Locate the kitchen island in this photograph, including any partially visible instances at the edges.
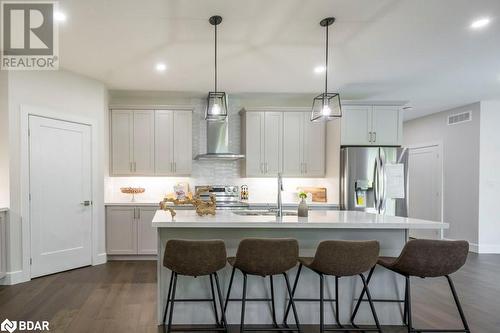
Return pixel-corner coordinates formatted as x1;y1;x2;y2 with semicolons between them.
153;210;448;326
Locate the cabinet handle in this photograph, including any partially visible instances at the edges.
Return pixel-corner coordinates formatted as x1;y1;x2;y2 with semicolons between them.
304;163;307;174
373;132;376;142
368;132;372;143
133;162;137;172
137;208;141;219
130;162;133;172
133;208;136;219
174;162;177;173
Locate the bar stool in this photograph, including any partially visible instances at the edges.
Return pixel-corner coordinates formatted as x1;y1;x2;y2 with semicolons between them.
224;238;301;333
162;239;228;333
351;239;470;333
284;240;382;332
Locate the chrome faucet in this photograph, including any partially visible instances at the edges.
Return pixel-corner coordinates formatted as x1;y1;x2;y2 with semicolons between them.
276;172;283;217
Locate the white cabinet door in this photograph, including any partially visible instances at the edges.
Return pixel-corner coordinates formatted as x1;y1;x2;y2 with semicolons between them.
0;212;6;280
133;111;155;175
106;207;137;255
137;208;158;255
244;112;265;176
283;112;304;176
371;106;400;146
111;110;133;174
155;110;174;175
173;111;192;175
264;112;283;175
341;106;372;145
303;112;326;176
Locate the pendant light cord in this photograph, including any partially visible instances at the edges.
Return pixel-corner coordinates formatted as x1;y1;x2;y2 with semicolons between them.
214;23;218;93
325;24;329;95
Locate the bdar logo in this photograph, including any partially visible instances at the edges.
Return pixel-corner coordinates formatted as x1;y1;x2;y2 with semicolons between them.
0;319;17;333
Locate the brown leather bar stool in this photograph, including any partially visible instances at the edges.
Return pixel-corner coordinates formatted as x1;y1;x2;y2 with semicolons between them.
162;239;228;333
283;240;381;333
351;239;470;333
224;238;301;333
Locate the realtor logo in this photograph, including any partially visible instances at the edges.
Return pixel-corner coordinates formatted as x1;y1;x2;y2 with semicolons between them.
1;1;59;70
0;319;17;333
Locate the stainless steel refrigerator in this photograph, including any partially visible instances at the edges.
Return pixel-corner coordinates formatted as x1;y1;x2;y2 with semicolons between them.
340;146;409;216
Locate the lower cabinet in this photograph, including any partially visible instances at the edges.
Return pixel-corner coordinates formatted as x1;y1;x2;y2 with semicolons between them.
106;206;157;256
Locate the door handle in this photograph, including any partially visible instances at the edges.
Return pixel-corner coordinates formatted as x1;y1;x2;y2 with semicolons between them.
81;200;92;206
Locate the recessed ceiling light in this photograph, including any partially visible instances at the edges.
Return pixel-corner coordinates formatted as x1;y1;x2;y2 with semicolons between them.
54;11;67;22
155;63;167;72
470;17;490;29
314;66;326;74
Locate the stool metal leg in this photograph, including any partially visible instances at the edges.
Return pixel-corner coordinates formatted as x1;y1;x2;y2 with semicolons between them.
350;266;375;325
446;275;471;333
167;272;178;333
334;276;344;329
240;273;248;333
214;272;228;332
269;275;278;327
405;276;413;333
210;274;220;326
163;271;175;324
224;266;236;314
283;272;302;333
320;274;325;333
360;273;382;333
283;263;303;325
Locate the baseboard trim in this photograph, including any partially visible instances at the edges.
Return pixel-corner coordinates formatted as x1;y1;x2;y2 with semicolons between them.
93;252;107;265
107;255;157;261
443;238;500;254
477;244;500;254
0;270;29;285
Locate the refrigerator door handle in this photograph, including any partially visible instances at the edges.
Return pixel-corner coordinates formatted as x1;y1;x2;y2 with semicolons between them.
373;156;379;211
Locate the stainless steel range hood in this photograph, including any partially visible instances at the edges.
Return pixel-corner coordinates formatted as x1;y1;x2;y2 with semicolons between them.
194;118;245;161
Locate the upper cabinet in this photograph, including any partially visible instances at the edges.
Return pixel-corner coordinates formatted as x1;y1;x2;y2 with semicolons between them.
155;110;192;176
341;105;402;146
283;112;325;177
242;109;325;178
110;109;192;176
242;111;283;176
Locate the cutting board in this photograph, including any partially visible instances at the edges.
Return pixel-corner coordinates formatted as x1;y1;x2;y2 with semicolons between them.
297;187;327;203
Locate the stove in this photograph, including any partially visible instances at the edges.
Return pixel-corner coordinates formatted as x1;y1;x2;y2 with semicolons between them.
195;185;249;209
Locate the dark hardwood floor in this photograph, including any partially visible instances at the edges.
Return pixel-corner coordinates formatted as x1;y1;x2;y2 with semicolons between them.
1;253;499;332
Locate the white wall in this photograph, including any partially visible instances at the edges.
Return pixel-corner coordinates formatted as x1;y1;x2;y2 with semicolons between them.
403;103;481;246
107;91;340;204
478;100;500;253
6;70;107;280
0;71;8;208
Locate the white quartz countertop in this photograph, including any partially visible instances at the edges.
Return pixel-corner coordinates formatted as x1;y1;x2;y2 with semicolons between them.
152;210;448;230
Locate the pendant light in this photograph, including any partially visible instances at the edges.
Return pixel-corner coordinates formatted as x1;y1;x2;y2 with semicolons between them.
311;17;342;122
205;15;228;121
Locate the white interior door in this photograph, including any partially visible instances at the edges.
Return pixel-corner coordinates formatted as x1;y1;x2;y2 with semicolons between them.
29;115;92;278
408;144;442;239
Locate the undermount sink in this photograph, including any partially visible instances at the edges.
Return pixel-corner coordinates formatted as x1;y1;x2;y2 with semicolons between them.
232;210;298;216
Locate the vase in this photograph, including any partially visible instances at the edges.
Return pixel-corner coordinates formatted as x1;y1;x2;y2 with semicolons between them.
298;198;308;217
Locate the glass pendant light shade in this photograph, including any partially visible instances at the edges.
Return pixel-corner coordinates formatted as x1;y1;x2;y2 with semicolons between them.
206;15;228;121
311;92;342;121
206;91;228;121
311;17;342;122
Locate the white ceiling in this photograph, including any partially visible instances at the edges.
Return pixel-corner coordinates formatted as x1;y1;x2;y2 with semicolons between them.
57;0;500;119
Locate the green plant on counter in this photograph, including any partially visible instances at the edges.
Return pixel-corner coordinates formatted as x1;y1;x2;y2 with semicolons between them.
298;191;307;199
